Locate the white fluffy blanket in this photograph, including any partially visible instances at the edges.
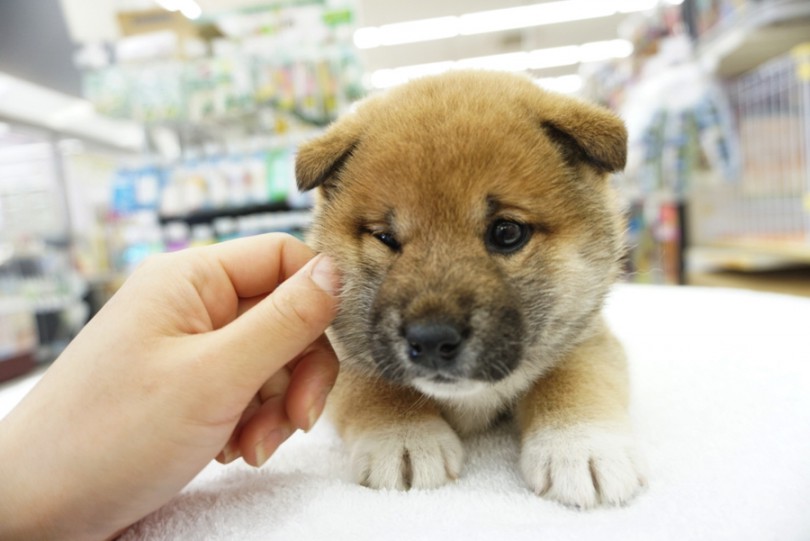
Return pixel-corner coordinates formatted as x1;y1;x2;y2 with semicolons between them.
3;285;810;540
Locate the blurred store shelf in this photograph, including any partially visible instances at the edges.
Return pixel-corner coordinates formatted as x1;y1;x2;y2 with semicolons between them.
689;243;808;273
679;0;810;295
699;240;810;266
696;0;810;77
0;71;144;151
158;202;291;225
687;242;810;297
688;267;810;297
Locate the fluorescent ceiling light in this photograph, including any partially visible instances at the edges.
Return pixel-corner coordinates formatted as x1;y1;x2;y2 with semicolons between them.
370;61;455;89
353;27;382;49
528;45;581;69
579;39;633;62
355;0;664;49
617;0;659;12
179;1;202;20
457;52;530;72
371;70;583;94
378;16;459;46
536;74;584;94
369;39;632;89
0;73;12;97
154;0;181;11
153;0;201;20
459;1;615;35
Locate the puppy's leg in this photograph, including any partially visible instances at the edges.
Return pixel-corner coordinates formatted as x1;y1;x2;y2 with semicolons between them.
329;369;464;490
517;319;646;508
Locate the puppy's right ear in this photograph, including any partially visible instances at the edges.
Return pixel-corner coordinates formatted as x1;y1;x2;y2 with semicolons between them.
295;118;361;192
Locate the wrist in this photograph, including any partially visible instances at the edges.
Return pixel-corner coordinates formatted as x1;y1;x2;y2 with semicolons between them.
0;417;59;539
0;401;121;541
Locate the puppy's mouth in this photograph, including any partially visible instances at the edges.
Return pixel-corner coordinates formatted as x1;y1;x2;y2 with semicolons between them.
428;374;456;384
411;376;489;399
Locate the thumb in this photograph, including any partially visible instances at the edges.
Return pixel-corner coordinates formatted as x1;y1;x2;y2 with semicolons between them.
214;253;340;386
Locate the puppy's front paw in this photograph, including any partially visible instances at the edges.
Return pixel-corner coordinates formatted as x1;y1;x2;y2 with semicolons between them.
520;424;646;508
349;417;464;490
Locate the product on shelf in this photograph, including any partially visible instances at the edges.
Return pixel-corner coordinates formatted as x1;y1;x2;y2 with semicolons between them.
684;0;750;39
625;200;685;284
82;2;362;127
0;298;38;382
107;140;314;272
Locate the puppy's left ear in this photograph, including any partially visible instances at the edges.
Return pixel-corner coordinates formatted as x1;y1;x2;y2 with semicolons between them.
539;96;627;174
296;117;362;192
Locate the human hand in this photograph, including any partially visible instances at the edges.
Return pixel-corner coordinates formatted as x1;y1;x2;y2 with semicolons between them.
0;233;340;541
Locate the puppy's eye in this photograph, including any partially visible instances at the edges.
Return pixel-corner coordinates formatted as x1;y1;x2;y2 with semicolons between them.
486;219;531;254
373;231;401;251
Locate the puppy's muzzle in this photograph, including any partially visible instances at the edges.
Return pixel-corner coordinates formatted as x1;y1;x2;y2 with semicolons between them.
404;320;468;371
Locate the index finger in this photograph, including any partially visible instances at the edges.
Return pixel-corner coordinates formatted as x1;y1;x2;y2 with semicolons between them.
198;232;316;299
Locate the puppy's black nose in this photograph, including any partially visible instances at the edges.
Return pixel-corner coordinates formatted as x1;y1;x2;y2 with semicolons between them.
404;322;464;369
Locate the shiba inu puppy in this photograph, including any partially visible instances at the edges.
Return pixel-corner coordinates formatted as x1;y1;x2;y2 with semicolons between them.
295;70;645;508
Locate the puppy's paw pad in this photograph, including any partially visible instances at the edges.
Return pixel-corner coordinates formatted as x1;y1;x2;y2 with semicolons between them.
520;424;646;508
349;417;464;490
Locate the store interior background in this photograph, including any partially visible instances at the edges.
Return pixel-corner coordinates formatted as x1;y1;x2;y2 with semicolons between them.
1;0;809;382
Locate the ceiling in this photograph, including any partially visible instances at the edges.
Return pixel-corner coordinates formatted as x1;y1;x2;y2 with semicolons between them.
56;0;638;83
198;0;635;78
0;0;640;149
0;0;82;96
346;0;631;80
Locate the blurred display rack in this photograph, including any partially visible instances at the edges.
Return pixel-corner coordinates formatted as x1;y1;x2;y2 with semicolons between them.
0;73;145;153
698;239;810;267
687;263;810;296
688;43;810;271
0;122;96;381
682;0;810;280
689;242;810;272
158;205;313;233
159;201;293;225
83;1;362;276
695;0;810;77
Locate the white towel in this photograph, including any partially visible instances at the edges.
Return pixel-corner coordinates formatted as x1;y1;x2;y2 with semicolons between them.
4;285;810;540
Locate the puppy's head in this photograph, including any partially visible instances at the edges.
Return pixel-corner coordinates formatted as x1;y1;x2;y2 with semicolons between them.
296;71;626;398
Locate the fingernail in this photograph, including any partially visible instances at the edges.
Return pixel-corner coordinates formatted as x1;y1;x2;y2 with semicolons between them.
308;254;339;296
219;442;240;464
304;392;329;432
254;426;293;467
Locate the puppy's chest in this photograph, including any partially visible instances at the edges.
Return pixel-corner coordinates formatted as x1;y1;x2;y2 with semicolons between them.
437;388;516;435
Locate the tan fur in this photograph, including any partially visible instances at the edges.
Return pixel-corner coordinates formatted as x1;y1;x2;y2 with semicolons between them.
296;71;645;506
516;318;630;430
328;367;441;435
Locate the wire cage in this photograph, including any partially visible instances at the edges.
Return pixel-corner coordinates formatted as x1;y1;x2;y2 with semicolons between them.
692;43;810;246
